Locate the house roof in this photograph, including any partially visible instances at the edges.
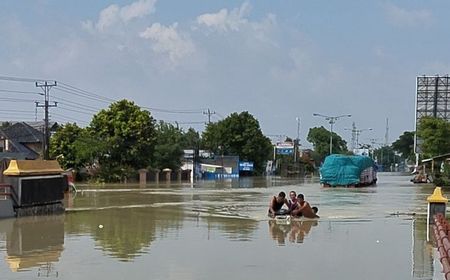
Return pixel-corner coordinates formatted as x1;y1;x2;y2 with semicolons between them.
1;122;43;143
0;122;43;159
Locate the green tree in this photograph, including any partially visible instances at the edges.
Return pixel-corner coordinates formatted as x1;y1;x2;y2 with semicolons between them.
373;145;400;171
152;121;184;170
417;116;450;158
1;121;11;128
89;99;156;181
180;127;201;149
392;131;415;160
202;111;272;174
50;123;85;169
307;126;348;160
72;132;108;170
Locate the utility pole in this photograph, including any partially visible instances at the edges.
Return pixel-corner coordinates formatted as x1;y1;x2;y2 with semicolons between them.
203;109;216;124
35;81;57;160
384;118;389;147
294;117;300;162
345;122;357;150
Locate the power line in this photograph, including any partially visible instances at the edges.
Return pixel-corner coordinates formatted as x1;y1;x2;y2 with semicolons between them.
215;111;225;119
0;75;45;83
50;94;101;111
0;76;218;125
0;97;38;102
51;112;88;125
0;109;36;113
54;86;112;104
58;82;116;103
142;106;204;114
0;113;35;117
0;89;43;95
57;105;95;115
176;121;206;124
0;117;37;122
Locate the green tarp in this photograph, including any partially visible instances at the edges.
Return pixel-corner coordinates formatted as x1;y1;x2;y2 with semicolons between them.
319;154;376;186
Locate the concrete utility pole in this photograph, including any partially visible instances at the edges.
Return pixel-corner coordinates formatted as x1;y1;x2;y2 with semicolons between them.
35;81;57;160
294;117;300;162
203;109;216;124
384;118;389;147
345;122;358;150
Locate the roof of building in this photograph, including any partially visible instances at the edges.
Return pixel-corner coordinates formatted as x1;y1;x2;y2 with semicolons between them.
1;122;43;143
0;122;43;159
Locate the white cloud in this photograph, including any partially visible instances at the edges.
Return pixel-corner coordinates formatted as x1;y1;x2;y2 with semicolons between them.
196;2;251;32
120;0;156;22
140;22;195;63
97;4;120;32
84;0;157;32
384;3;432;27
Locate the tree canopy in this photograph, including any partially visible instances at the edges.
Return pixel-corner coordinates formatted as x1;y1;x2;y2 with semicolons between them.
417;116;450;158
50;123;85;170
373;145;400;170
180;127;201;149
89;99;156;181
391;131;414;160
202;111;272;173
307;126;347;160
152;121;184;170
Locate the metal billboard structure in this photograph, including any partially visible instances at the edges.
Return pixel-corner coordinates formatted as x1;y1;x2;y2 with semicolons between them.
415;75;450;155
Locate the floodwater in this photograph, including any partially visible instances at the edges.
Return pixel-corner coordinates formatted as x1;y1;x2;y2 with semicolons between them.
0;174;445;279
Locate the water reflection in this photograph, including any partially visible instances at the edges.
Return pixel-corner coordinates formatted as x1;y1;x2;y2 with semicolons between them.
202;216;259;241
0;215;64;274
65;207;184;261
268;219;318;245
65;184;191;261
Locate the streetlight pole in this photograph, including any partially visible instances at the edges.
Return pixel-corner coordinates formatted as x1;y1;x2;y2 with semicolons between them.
313;113;351;155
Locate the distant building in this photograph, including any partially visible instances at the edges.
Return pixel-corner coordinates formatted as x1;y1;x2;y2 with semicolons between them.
180;149;240;180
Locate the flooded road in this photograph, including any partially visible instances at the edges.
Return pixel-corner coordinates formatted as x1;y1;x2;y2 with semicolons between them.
0;174;444;279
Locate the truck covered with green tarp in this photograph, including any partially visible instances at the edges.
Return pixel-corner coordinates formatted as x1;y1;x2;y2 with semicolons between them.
319;154;377;187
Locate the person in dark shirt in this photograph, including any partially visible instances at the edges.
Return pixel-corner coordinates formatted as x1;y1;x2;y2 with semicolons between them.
268;191;289;217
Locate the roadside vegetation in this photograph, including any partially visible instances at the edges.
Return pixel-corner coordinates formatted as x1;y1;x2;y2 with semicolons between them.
50;99;272;182
50;99;450;183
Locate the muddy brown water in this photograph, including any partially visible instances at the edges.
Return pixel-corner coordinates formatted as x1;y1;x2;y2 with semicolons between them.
0;174;444;279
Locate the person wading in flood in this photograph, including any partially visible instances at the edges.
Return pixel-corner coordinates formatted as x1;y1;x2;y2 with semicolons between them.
291;194;319;218
268;192;289;217
287;191;298;214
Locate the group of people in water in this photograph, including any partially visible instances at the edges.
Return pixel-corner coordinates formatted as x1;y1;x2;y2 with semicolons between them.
268;191;319;219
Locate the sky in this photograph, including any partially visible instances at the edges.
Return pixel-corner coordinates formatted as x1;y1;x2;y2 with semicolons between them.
0;0;449;149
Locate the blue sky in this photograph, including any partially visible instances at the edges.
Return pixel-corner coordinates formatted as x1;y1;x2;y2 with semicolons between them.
0;0;449;148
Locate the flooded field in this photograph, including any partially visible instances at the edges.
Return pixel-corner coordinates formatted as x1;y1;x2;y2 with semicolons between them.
0;174;445;279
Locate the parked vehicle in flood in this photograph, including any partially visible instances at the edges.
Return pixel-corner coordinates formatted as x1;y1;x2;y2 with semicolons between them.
319;154;377;187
